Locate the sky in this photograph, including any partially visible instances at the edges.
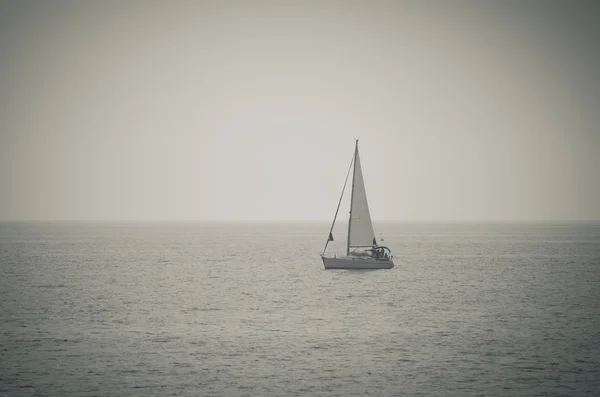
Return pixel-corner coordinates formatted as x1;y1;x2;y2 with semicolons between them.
1;0;599;222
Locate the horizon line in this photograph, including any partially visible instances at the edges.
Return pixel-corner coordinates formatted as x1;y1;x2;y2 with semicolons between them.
1;219;599;224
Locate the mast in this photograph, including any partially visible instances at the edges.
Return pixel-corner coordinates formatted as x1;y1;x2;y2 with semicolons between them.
347;139;359;256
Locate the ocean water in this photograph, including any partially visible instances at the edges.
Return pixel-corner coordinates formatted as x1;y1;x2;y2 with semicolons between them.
1;222;599;397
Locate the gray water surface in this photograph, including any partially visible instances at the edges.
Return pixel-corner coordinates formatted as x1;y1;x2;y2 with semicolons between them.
1;222;599;396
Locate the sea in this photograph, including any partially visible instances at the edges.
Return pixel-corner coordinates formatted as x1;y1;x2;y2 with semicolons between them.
1;222;599;397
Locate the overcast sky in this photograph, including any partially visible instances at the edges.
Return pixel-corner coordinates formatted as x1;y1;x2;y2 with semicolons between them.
1;0;599;222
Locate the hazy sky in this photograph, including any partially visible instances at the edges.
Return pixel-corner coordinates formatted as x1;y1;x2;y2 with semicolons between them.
1;0;599;222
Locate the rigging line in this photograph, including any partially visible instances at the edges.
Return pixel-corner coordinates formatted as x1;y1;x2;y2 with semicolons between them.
322;153;355;255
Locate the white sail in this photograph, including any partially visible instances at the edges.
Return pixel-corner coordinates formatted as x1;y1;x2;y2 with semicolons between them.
348;146;376;248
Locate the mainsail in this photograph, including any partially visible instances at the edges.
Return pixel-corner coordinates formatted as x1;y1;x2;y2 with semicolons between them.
348;143;376;250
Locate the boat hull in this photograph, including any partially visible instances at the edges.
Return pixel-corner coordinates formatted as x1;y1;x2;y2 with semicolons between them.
321;256;394;270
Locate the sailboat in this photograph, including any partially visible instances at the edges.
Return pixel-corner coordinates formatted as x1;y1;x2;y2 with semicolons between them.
321;140;394;270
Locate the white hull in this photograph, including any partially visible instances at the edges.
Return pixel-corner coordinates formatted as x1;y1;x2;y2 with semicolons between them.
321;256;394;270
